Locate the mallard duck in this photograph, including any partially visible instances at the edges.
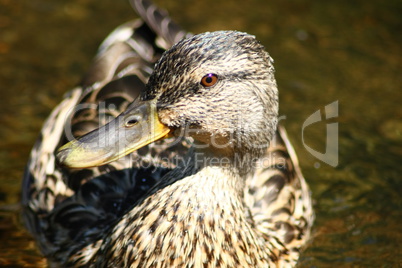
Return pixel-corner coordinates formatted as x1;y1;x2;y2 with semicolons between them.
22;0;313;266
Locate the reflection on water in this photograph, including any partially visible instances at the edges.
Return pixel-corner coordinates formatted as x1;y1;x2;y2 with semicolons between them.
1;0;401;266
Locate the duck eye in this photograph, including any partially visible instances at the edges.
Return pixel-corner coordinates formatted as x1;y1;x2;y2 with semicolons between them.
200;73;218;87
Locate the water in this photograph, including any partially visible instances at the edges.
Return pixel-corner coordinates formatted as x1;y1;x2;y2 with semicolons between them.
1;0;401;266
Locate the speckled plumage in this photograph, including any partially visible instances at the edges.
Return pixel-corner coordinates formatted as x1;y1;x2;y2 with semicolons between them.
22;0;313;267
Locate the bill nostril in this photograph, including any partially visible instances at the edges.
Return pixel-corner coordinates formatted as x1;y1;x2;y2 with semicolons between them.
125;115;141;128
125;118;139;127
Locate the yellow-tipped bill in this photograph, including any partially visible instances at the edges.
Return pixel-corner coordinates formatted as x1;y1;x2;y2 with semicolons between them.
57;99;171;168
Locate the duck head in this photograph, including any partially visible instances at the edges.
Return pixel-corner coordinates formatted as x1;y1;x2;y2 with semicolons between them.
57;31;278;168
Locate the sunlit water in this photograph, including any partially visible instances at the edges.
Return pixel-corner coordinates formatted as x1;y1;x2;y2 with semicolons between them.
0;0;401;266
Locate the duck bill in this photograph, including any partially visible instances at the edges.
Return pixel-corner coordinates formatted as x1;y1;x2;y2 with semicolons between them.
57;99;171;168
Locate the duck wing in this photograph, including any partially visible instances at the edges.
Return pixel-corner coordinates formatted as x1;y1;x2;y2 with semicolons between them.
244;125;314;264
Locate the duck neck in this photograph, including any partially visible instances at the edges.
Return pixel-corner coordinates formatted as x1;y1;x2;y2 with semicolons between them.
173;142;261;198
193;137;264;172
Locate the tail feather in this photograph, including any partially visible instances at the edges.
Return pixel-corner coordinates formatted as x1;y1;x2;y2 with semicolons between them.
130;0;190;50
